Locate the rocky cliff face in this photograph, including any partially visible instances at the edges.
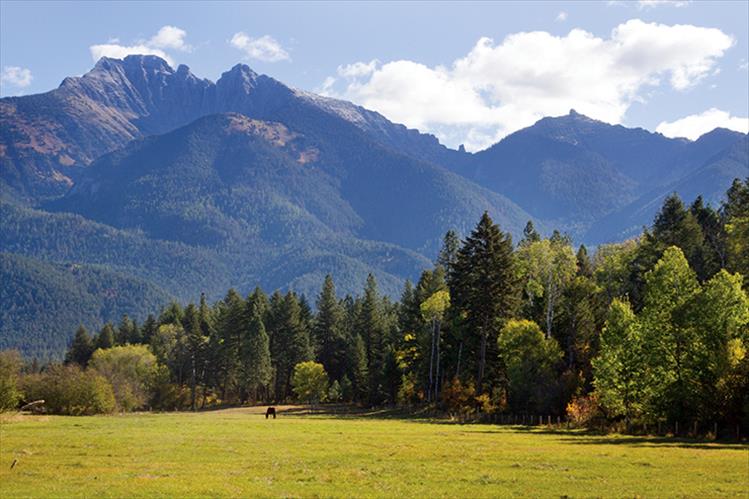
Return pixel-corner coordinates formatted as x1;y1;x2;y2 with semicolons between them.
1;55;456;202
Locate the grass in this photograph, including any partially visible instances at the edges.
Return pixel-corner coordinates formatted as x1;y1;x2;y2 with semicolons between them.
1;406;747;498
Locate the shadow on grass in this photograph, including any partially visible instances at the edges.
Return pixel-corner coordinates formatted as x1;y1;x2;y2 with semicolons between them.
275;404;748;450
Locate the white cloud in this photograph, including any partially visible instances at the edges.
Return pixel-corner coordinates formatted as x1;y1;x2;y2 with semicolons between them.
322;19;734;151
637;0;690;9
89;44;174;66
230;33;290;62
148;25;190;51
656;108;749;140
89;25;192;67
1;66;33;88
556;11;568;22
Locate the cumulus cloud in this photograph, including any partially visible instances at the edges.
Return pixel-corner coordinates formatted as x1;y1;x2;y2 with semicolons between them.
1;66;33;89
230;33;290;62
148;25;190;51
322;19;734;151
556;11;568;22
89;25;191;67
656;108;749;140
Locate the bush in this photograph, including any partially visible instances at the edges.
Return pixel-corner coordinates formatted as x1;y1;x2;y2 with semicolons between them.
291;361;328;405
441;377;476;417
21;364;115;415
89;345;159;411
0;350;23;411
327;380;342;402
566;394;602;428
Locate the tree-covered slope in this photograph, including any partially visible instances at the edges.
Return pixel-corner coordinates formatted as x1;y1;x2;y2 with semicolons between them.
0;252;172;360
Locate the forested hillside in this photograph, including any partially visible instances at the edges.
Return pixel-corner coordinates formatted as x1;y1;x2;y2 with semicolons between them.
4;178;745;434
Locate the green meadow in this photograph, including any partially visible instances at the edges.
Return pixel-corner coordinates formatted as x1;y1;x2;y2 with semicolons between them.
1;407;747;498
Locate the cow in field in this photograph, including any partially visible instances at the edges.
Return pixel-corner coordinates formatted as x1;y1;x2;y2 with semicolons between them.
265;407;276;419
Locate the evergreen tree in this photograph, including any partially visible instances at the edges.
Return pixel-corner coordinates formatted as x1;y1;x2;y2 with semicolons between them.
313;275;347;382
217;289;245;400
437;229;460;273
576;244;593;278
521;220;541;246
350;333;369;402
271;292;312;400
240;301;272;402
65;325;94;366
628;194;705;308
690;196;725;276
357;274;387;403
183;303;207;411
722;178;749;281
95;323;115;350
159;301;184;326
450;212;519;392
140;314;158;345
116;314;138;345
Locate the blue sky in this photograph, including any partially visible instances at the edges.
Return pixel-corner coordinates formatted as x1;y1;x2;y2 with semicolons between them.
1;0;747;150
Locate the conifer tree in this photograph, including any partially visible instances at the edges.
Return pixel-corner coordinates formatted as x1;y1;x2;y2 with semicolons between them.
450;212;519;392
271;292;312;400
437;229;460;272
95;323;116;350
313;275;347;381
576;244;593;278
357;274;387;402
241;301;272;402
65;325;94;366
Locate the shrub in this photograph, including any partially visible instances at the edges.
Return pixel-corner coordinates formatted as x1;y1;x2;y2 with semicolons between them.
0;350;23;411
441;377;476;417
89;345;159;411
291;361;328;405
21;365;115;415
566;393;602;428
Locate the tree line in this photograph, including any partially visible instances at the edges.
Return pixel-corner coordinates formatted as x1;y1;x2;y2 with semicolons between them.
1;178;747;434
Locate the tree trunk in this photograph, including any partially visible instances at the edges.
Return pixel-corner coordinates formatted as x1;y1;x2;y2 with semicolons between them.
434;320;442;401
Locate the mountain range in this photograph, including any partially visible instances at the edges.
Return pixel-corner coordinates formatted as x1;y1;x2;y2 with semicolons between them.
1;55;747;358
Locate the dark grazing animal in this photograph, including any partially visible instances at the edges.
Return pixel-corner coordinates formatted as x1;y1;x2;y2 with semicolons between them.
265;407;276;419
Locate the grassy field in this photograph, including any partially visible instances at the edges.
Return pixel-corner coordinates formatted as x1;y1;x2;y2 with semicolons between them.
1;406;747;498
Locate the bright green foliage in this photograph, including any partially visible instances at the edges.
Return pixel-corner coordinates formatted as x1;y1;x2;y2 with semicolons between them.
420;290;450;323
498;320;562;414
593;240;638;301
723;178;749;281
640;246;700;421
680;270;749;421
0;350;23;411
291;361;329;404
89;345;159;411
516;237;577;339
21;364;115;415
593;299;649;424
